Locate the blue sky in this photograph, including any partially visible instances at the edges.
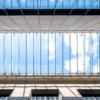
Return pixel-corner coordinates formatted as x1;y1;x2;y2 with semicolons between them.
0;0;99;9
0;33;99;75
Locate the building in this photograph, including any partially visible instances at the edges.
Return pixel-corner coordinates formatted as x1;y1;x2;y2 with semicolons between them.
0;0;100;100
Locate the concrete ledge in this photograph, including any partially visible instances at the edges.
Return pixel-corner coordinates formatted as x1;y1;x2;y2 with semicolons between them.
0;77;100;84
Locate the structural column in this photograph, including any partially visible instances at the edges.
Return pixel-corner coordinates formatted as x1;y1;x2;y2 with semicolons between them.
58;87;84;100
8;87;32;100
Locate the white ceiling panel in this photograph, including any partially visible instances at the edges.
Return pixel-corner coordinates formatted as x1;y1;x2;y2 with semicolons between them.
58;25;70;30
41;25;50;30
20;25;31;30
0;15;99;32
25;16;38;19
25;18;39;25
39;16;53;19
30;26;40;30
95;27;100;30
63;16;82;25
50;25;60;30
52;18;65;24
87;23;100;30
40;19;51;24
54;16;67;19
68;16;97;30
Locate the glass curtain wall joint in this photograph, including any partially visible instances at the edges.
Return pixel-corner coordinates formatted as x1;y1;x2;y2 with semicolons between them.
0;0;99;9
0;32;99;75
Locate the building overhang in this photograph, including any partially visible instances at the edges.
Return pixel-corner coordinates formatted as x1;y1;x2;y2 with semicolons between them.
0;15;100;33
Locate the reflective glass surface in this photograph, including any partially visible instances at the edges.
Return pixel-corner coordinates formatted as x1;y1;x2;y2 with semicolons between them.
0;33;100;75
84;97;100;100
0;97;8;100
0;0;99;9
32;96;58;100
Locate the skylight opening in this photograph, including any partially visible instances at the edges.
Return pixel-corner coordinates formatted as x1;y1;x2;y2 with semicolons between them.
0;0;99;9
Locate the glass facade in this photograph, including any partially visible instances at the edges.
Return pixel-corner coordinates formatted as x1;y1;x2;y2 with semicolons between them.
84;96;100;100
0;97;8;100
32;96;58;100
0;32;100;75
0;0;99;9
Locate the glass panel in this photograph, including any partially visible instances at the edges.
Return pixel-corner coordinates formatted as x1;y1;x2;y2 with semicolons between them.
12;0;19;9
49;33;55;75
84;97;94;100
78;33;84;74
71;0;77;8
34;33;40;75
36;97;41;100
97;33;99;74
41;97;45;100
20;0;26;9
86;0;91;8
5;33;11;74
96;97;100;100
32;96;59;100
32;96;58;100
41;33;48;75
0;97;8;100
85;33;91;74
13;33;18;74
0;33;4;74
49;0;55;9
38;0;41;9
33;0;36;9
27;33;33;74
0;0;3;9
56;33;62;74
63;0;70;8
27;0;33;9
92;0;98;9
56;0;62;9
78;0;85;8
71;33;77;74
19;33;26;74
92;33;98;74
41;0;47;9
5;0;11;9
64;33;70;74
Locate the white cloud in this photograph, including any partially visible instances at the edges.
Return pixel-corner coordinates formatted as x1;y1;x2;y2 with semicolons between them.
49;37;55;60
92;33;98;59
93;64;98;73
64;33;94;73
64;56;90;73
44;36;55;60
70;33;77;56
22;0;26;3
50;0;55;2
64;33;89;56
